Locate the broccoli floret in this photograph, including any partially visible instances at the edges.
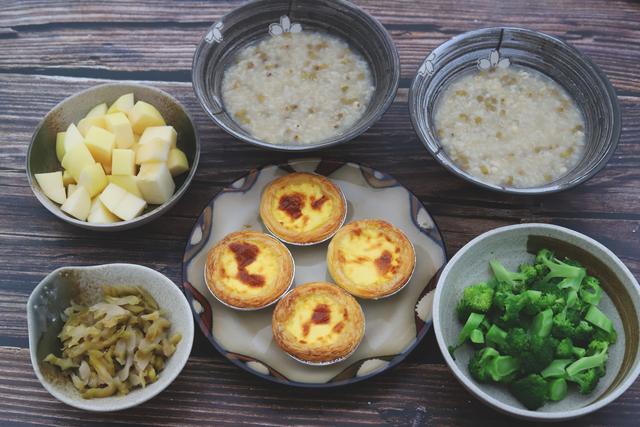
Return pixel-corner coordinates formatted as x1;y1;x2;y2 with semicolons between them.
490;260;536;288
551;311;574;340
519;335;557;374
504;327;530;356
536;250;586;294
593;327;617;344
567;368;603;394
573;320;595;345
587;339;609;356
522;292;558;316
510;374;549;410
580;276;603;306
555;337;584;359
468;347;520;384
456;283;495;322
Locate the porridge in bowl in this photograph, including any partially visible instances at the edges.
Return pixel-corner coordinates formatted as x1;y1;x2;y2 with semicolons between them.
221;31;374;145
434;67;585;188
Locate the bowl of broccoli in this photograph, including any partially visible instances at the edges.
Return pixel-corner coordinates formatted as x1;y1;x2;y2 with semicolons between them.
433;223;640;421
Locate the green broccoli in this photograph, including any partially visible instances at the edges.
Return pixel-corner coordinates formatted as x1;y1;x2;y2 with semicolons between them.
555;338;585;359
573;320;595;345
585;305;614;334
519;335;557;374
593;327;617;344
510;374;549;410
567;368;603;394
448;313;485;357
486;324;508;351
531;308;554;338
523;292;559;316
549;378;568;401
580;276;602;306
468;347;520;383
456;282;495;321
541;359;573;379
490;260;537;287
566;341;609;378
503;327;530;356
536;250;586;296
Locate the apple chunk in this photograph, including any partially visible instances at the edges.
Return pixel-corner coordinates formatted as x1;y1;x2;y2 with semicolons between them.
167;148;189;176
64;123;85;153
84;126;115;167
87;198;119;224
139;126;177;148
128;101;165;134
61;185;91;221
136;162;175;204
105;112;135;148
78;163;108;197
34;171;66;204
61;142;95;181
99;183;147;221
108;93;134;115
111;148;136;175
56;132;66;163
86;103;107;118
107;175;142;197
136;139;171;164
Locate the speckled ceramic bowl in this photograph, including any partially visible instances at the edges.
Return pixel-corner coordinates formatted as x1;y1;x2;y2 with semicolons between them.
192;0;399;151
27;264;194;412
433;223;640;421
409;27;621;195
26;83;200;231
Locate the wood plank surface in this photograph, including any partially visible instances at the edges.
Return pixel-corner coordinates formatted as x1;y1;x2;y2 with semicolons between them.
1;0;639;425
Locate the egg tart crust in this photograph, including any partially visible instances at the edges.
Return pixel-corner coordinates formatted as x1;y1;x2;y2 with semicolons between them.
272;282;365;364
259;172;346;245
205;231;294;309
327;219;416;299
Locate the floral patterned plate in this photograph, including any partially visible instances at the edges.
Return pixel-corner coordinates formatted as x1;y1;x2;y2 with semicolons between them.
182;158;446;387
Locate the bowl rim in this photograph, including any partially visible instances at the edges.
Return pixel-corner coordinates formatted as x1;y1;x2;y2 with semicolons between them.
26;82;201;231
26;263;195;412
409;26;622;195
432;223;640;420
191;0;400;152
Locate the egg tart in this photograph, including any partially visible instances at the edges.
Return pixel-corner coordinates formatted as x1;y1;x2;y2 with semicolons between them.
259;172;346;245
327;219;416;299
272;282;365;365
205;231;294;310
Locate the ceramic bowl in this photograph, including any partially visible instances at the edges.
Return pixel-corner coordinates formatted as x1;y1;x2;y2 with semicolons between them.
409;27;621;195
433;223;640;421
26;83;200;231
27;264;194;412
192;0;400;151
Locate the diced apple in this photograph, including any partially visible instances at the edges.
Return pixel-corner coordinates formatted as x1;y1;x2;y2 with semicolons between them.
136;163;175;204
85;103;107;118
84;126;115;167
99;183;147;221
67;183;78;197
34;171;66;205
107;175;142;198
107;93;134;115
87;198;119;224
111;149;136;175
62;170;75;186
61;185;91;221
78;115;107;137
136;139;171;164
64;123;85;152
128;101;165;134
167;148;189;176
61;142;95;181
56;132;66;163
104;112;135;148
138;126;177;148
78;163;108;197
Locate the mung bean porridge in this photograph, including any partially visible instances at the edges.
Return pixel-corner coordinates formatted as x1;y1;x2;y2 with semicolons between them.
221;31;374;145
434;67;585;188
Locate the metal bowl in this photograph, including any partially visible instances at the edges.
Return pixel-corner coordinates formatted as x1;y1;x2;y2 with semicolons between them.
409;27;621;195
26;83;200;231
192;0;399;151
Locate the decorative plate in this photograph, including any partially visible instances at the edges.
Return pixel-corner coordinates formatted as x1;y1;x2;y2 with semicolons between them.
182;158;446;387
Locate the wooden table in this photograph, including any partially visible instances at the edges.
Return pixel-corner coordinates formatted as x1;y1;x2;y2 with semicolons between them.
2;0;639;425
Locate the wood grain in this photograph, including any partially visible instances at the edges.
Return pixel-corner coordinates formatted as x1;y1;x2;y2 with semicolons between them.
1;347;638;426
2;0;640;425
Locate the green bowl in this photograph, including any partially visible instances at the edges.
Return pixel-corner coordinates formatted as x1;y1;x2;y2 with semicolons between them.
26;83;200;231
433;223;640;421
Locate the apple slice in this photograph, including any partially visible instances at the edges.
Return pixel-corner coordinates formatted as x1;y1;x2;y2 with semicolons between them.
87;197;119;224
85;103;107;118
138;126;177;148
136;162;175;204
67;184;78;197
128;101;165;134
61;142;95;181
107;175;142;197
99;183;147;221
34;171;66;204
104;112;135;148
111;148;136;175
167;148;189;176
84;126;115;167
107;93;134;115
64;123;85;153
78;163;108;197
62;170;75;186
56;132;66;163
136;139;171;164
78;115;107;137
61;185;91;221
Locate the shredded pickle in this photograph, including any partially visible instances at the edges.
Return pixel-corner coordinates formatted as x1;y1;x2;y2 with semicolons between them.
43;286;182;399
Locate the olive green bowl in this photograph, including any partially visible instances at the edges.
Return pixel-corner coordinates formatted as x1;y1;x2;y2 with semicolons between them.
433;223;640;421
26;83;200;231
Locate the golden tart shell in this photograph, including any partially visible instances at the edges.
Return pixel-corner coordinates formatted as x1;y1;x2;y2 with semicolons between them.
327;219;416;299
259;172;346;245
272;282;365;364
205;231;294;310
